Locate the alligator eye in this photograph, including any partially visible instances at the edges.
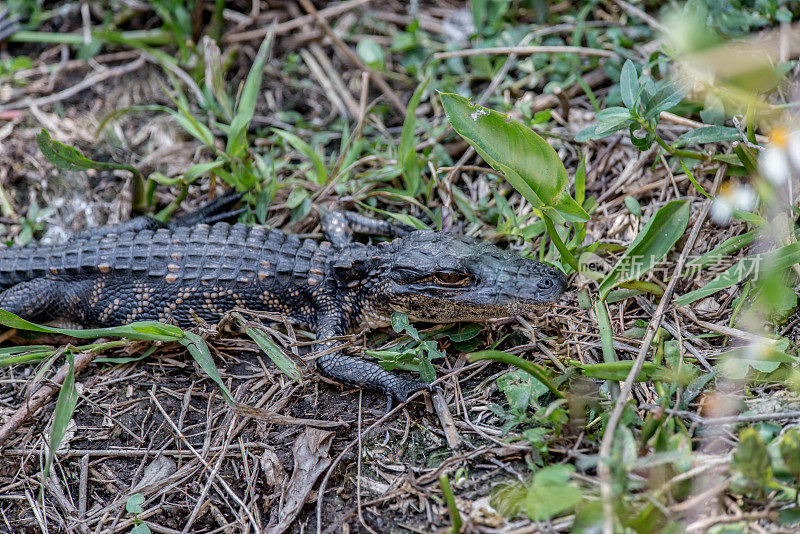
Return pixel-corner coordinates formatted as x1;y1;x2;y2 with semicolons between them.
538;278;555;290
433;272;471;287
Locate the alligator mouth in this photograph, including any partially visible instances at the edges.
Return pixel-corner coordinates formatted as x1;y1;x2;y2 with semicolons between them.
389;299;553;323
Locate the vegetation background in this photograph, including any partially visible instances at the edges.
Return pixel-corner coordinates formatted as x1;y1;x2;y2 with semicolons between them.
0;0;799;532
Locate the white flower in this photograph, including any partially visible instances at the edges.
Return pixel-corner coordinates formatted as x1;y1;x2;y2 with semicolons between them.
710;183;757;225
710;197;733;225
760;145;791;185
758;127;800;185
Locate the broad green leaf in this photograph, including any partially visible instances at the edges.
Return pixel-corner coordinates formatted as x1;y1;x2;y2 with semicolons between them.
443;323;481;342
391;311;420;341
398;78;430;196
780;429;800;478
40;353;79;494
440;92;588;222
733;427;773;487
244;326;302;382
619;59;639;110
0;310;183;341
644;78;691;120
525;465;582;521
272;129;328;184
356;38;385;70
593;106;633;137
597;200;691;299
673;126;740;147
676;242;800;307
624;195;642;216
490;481;527;519
718;341;795;379
126;493;145;514
179;331;234;405
227;28;273;158
130;524;151;534
37;130;140;177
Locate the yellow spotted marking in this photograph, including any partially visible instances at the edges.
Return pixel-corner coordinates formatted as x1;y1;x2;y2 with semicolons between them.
97;263;111;274
167;263;180;272
165;274;179;283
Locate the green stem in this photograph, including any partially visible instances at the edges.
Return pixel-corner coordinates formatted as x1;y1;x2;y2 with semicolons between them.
467;350;565;399
9;29;172;46
543;214;580;273
439;475;462;534
653;135;706;161
617;280;664;297
155;183;190;222
593;299;620;399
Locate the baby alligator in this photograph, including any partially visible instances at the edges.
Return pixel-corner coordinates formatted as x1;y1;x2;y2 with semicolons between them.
0;193;567;403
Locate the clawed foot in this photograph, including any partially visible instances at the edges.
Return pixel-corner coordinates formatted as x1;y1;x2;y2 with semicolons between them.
384;378;430;413
171;190;246;228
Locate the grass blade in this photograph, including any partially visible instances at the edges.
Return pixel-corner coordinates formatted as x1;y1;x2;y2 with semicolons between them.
244;326;303;382
39;353;79;498
179;331;234;406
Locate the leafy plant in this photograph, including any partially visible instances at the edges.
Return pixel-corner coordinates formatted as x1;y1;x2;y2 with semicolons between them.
126;493;151;534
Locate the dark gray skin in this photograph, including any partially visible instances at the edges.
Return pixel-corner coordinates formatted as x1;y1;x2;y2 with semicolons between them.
0;196;567;403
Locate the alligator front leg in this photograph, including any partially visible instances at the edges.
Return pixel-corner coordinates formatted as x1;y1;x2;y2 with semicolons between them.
314;316;427;406
321;210;413;249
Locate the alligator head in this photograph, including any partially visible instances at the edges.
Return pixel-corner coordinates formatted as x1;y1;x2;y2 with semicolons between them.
332;230;567;327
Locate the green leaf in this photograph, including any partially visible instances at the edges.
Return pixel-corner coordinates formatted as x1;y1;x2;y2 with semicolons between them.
468;351;564;399
0;310;183;341
443;324;481;342
244;326;302;382
227;29;273;158
676;243;800;307
644;79;691;121
272;129;328;184
179;332;234;405
356;38;385;70
597;200;691;299
440;92;588;222
391;311;420;341
780;429;800;478
36;130;141;178
673;126;740;147
619;59;639;110
130;524;152;534
165;102;216;149
40;353;79;494
525;465;582;521
126;493;145;515
183;159;226;183
398;78;430;196
733;427;773;487
490;481;527;519
624;195;642;216
718;341;795;379
594;106;634;136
